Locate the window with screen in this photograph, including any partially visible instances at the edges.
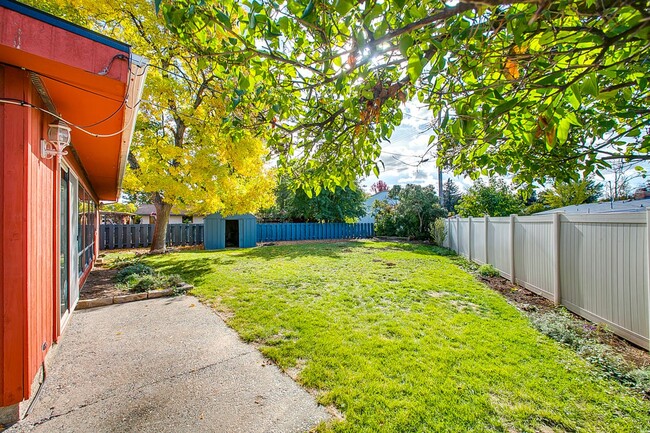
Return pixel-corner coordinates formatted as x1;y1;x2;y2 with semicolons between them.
78;185;97;275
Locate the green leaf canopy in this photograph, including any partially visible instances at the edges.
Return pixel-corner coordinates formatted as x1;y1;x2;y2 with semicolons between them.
160;0;650;187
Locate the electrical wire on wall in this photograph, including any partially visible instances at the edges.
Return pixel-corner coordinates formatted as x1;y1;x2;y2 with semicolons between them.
0;97;141;138
0;53;146;136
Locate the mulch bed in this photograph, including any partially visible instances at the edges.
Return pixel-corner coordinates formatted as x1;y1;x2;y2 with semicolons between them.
478;274;650;369
79;267;126;300
81;247;202;300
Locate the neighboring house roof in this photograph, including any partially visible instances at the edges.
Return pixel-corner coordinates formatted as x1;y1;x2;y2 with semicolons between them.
366;191;389;205
359;191;397;223
135;204;185;216
135;204;206;217
536;197;650;215
0;0;147;200
100;210;135;215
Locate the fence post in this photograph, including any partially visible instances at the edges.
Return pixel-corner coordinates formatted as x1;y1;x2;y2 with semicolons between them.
445;217;454;249
484;215;489;265
107;225;115;249
444;218;448;248
456;216;460;254
646;208;650;344
509;214;516;283
553;212;562;305
468;216;473;262
99;226;105;250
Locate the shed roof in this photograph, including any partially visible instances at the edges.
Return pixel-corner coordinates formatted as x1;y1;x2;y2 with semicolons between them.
205;213;257;220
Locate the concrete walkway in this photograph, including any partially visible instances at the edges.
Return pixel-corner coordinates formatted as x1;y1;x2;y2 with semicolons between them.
9;296;329;433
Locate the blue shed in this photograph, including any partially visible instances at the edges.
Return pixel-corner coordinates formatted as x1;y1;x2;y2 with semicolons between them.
204;213;257;250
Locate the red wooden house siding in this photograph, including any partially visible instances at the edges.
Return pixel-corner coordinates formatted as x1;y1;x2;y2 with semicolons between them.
23;68;57;402
0;65;101;406
0;0;145;420
0;64;30;408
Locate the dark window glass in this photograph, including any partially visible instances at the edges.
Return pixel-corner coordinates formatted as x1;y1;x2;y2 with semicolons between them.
77;185;97;275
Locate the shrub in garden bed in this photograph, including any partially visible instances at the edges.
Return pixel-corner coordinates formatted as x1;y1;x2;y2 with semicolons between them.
116;263;155;283
114;262;185;294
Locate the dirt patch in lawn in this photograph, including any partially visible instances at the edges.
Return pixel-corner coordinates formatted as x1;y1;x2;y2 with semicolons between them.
478;274;650;369
79;267;126;300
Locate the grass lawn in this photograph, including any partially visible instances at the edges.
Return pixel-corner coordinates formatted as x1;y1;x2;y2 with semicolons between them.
140;241;650;432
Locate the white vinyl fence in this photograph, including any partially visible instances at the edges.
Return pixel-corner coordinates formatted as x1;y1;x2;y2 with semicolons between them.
445;212;650;350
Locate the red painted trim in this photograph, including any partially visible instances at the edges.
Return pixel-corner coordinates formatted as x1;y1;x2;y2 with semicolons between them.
50;120;58;348
22;71;30;398
94;207;99;265
1;66;27;406
0;64;5;405
78;261;92;290
20;72;29;401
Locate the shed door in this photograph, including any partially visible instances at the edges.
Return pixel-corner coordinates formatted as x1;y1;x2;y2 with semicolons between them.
225;220;239;248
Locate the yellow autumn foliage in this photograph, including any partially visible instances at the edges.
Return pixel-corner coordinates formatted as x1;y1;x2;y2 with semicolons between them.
30;0;275;217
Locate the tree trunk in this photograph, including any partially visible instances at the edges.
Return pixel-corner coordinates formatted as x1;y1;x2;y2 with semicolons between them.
151;192;172;252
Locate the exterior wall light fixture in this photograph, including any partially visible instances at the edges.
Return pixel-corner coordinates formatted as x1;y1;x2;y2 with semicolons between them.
41;123;72;159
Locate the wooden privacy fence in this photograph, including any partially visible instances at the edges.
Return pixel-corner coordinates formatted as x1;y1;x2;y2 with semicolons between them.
100;222;372;249
445;212;650;350
257;222;374;242
99;224;204;250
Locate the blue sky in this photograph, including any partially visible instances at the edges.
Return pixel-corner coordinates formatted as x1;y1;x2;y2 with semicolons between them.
360;103;472;192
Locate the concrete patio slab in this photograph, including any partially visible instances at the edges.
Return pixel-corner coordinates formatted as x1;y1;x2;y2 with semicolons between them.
8;296;329;433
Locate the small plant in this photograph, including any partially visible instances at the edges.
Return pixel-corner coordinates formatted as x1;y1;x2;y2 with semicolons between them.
166;274;184;287
172;279;191;296
429;219;447;247
450;255;478;272
116;263;155;283
477;264;500;277
627;368;650;397
108;255;139;270
532;309;650;398
131;274;160;293
531;309;586;349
